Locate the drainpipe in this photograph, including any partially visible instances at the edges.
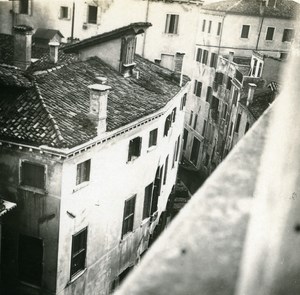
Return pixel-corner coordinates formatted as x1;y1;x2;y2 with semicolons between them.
142;0;150;57
256;1;266;50
71;1;75;43
217;13;226;56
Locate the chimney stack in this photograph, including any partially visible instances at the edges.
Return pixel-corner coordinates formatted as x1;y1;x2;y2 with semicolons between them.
13;25;33;70
88;83;111;134
247;83;257;106
49;41;59;64
229;51;234;63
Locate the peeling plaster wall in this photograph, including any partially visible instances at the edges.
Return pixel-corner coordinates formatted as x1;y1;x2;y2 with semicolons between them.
55;88;188;295
0;148;63;295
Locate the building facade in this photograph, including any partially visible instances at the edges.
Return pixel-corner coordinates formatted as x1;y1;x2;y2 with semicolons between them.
0;23;190;295
182;0;297;173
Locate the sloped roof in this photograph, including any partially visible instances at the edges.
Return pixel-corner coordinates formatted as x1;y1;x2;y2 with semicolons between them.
0;53;188;148
33;28;64;40
64;22;152;53
202;0;299;18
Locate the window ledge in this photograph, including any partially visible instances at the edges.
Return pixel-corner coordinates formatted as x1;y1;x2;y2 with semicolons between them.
163;33;179;36
73;181;89;193
18;185;46;195
127;156;140;164
147;145;157;153
69;268;87;284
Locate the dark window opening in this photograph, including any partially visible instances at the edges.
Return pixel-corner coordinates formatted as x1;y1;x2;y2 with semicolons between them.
149;129;158;148
20;0;29;14
206;86;212;103
88;5;97;24
210;52;218;68
165;14;179;34
202;50;208;65
60;6;69;19
217;22;222;36
194;80;202;97
202;19;206;32
235;113;242;133
175;136;180;162
163;156;169;185
196;48;202;62
282;29;294;42
202;120;207;137
223;104;228;119
143;183;154;219
183;129;188;151
172;108;177;122
233;89;239;105
190;137;200;166
128;137;142;161
71;228;87;278
152;167;162;213
193;114;198;130
21;162;45;189
241;25;250;39
122;196;136;238
18;235;43;286
245;122;250;134
280;52;288;60
252;59;258;76
180;94;187;110
208;21;212;33
226;77;232;90
164;114;172;136
189;111;194;126
266;27;275;41
76;159;91;185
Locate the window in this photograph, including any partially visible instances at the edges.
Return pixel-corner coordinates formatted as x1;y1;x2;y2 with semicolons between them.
20;0;29;14
233;88;239;105
175;136;180;162
193;114;198;130
60;6;69;19
208;21;212;33
21;162;45;189
194;80;202;97
235;113;241;133
128;137;142;161
206;86;212;102
223;104;228;119
143;183;154;219
183;129;188;151
217;22;222;36
268;0;276;7
76;159;91;185
266;27;275;41
202;50;209;65
172;108;177;122
229;122;233;136
202;19;206;32
190;137;200;165
71;228;87;278
196;48;202;62
88;5;97;24
257;62;263;77
189;111;194;126
202;120;207;136
121;37;137;66
241;25;250;39
252;59;258;76
164;114;172;136
172;141;177;168
163;156;169;185
149;129;158;148
180;94;187;110
280;52;288;60
165;14;179;34
245;122;250;134
211;96;219;111
282;29;294;42
210;52;218;68
226;77;232;90
122;196;136;238
19;235;43;286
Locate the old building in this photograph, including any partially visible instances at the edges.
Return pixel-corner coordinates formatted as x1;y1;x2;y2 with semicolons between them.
0;0;203;76
0;22;189;295
182;0;297;173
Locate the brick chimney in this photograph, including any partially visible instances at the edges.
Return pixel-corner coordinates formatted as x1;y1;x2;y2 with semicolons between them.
88;83;111;134
247;83;257;106
49;41;59;64
13;25;33;70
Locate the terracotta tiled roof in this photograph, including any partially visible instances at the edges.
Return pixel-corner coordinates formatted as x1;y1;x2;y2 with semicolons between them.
202;0;299;18
0;54;189;148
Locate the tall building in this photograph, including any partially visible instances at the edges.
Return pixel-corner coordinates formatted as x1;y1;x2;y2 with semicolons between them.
182;0;298;173
0;23;190;295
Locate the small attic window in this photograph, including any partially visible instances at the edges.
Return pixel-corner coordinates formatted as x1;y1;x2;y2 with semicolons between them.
88;5;97;24
60;6;69;19
121;36;137;67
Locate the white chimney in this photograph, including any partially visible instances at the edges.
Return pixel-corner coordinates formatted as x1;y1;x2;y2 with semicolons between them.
13;25;33;70
247;83;257;106
49;41;59;64
229;51;234;63
88;83;111;134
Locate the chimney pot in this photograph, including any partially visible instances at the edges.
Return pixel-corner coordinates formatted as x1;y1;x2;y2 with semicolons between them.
229;51;234;63
88;84;111;134
247;83;257;106
49;41;59;64
13;25;33;70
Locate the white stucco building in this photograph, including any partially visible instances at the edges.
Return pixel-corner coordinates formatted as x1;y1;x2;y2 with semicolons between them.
0;23;189;295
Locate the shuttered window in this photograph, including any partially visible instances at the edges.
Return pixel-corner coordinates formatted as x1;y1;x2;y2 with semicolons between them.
76;160;91;185
21;162;45;189
165;14;179;34
128;137;142;161
122;196;136;237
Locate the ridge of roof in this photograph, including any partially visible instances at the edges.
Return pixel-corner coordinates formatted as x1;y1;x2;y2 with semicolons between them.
33;80;67;147
64;22;152;53
33;28;64;39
